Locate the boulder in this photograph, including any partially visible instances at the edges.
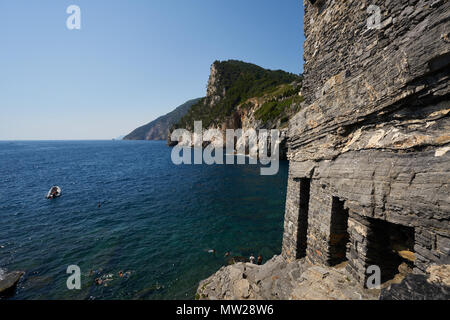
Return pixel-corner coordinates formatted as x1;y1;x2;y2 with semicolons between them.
233;279;250;299
0;271;24;298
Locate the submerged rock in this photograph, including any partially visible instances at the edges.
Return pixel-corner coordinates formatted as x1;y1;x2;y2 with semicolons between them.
0;271;24;298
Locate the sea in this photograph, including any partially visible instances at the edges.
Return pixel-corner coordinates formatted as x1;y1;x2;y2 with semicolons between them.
0;140;288;300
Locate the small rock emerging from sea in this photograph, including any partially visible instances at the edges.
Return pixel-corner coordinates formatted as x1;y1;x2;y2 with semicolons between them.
0;271;25;298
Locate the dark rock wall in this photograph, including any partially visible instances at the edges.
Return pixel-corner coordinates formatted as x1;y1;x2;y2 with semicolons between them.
302;0;449;106
282;0;450;285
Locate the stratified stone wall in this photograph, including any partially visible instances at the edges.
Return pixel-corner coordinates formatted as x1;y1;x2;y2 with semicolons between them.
305;180;333;265
282;177;302;260
282;0;450;285
346;213;372;284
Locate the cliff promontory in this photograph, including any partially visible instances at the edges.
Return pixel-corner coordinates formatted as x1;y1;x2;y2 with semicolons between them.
124;98;202;141
169;60;303;155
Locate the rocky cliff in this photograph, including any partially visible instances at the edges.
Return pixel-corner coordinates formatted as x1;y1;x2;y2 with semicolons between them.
197;256;379;300
124;98;202;141
198;0;450;300
169;60;303;156
283;0;449;276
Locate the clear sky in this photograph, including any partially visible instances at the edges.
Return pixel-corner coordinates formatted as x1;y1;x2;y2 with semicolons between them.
0;0;305;140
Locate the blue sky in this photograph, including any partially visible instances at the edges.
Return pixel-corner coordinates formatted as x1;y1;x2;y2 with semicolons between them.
0;0;304;140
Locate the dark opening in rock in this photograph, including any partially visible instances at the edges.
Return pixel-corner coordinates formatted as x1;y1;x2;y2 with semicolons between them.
309;0;328;15
366;219;415;283
328;197;350;266
296;178;311;258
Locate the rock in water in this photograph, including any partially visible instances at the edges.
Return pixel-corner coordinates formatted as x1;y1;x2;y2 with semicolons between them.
0;271;24;298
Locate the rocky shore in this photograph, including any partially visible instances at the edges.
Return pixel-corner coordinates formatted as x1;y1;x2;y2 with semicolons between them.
197;255;378;300
0;270;24;298
195;0;450;302
196;256;450;300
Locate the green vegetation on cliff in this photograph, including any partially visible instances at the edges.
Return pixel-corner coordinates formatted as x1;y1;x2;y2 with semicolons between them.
175;60;303;130
254;83;305;124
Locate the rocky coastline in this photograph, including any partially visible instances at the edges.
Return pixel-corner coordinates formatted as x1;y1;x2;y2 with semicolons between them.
196;256;449;300
197;0;450;300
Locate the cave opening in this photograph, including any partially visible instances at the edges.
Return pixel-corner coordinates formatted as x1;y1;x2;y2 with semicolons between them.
328;197;350;266
365;219;416;283
296;178;311;258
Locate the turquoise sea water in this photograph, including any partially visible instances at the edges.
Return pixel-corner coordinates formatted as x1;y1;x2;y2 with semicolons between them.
0;141;288;300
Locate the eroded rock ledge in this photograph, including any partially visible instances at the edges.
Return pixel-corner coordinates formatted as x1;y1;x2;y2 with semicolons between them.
197;256;450;300
197;256;378;300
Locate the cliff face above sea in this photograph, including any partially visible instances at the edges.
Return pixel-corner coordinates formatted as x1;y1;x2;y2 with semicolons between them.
126;60;303;149
168;60;304;157
124;98;202;141
197;0;450;300
175;60;303;132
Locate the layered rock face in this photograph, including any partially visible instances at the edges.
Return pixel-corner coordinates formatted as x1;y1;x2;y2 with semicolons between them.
198;0;449;300
206;62;227;107
283;0;449;286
